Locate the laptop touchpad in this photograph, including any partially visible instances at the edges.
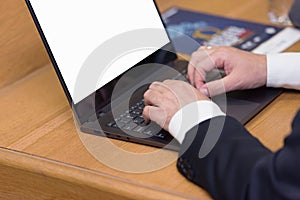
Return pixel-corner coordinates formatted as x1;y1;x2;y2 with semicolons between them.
214;97;260;124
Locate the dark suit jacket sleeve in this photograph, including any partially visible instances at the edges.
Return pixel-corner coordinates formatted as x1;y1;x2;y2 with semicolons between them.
177;111;300;200
289;0;300;28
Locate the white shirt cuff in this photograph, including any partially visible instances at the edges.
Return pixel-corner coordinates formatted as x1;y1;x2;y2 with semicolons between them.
168;101;225;144
267;53;300;90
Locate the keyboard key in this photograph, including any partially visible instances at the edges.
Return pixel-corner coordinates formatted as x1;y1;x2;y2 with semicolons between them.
107;121;115;127
114;118;121;122
130;114;139;119
133;117;145;125
143;125;161;136
125;114;134;119
120;118;131;124
129;105;138;112
137;101;144;106
132;109;143;116
115;122;125;128
143;130;155;136
123;122;138;131
112;123;119;128
154;132;167;139
133;126;148;133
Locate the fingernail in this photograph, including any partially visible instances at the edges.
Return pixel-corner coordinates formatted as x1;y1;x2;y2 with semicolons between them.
200;87;209;97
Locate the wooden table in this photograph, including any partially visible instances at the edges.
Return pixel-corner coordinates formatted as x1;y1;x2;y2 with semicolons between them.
1;0;299;199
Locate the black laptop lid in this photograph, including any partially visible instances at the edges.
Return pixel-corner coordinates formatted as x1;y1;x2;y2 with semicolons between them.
25;0;177;124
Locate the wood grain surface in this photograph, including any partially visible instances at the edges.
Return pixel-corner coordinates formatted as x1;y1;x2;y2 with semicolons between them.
0;0;299;199
0;0;49;90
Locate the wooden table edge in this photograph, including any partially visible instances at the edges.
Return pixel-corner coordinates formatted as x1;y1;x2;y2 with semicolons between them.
0;147;202;200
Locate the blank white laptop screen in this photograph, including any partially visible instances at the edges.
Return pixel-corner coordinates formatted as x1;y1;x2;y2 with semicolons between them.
29;0;170;104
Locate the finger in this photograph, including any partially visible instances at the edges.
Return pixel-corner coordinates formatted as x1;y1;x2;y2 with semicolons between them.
143;89;163;106
189;48;218;86
188;51;202;86
201;75;235;97
194;69;206;90
194;53;217;74
143;106;167;130
163;79;192;92
187;61;195;86
162;80;201;105
149;81;170;94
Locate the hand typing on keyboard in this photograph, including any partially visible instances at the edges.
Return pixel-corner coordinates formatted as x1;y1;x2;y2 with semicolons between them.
142;80;209;132
187;46;267;97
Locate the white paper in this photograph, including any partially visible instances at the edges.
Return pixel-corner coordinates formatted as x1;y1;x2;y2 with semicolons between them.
252;27;300;54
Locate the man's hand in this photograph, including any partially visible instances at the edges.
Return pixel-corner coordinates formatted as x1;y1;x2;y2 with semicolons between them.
142;80;209;131
188;46;267;96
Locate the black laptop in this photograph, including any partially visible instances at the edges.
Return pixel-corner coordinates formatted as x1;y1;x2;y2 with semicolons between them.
25;0;282;151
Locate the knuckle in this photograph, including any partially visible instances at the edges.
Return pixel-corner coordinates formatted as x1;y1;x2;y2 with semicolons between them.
143;89;151;99
163;79;172;85
191;51;197;57
151;81;161;87
148;82;157;89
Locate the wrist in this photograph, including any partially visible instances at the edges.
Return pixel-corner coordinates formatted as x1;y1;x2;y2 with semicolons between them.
169;100;225;144
257;54;267;87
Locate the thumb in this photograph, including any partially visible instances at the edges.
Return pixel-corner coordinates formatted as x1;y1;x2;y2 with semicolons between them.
200;76;235;97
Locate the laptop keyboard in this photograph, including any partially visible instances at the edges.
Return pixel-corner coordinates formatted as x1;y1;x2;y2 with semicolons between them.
106;68;188;140
106;99;167;139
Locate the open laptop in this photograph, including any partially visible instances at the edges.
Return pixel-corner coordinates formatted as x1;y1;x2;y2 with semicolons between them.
25;0;282;151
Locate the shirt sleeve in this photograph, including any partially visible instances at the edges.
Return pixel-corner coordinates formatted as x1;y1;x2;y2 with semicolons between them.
267;53;300;90
168;100;225;144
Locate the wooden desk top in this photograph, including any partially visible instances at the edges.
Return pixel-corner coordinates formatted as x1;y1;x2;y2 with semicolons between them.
1;0;299;199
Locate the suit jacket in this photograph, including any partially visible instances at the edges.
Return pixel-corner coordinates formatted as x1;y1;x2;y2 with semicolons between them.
289;0;300;28
177;110;300;200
